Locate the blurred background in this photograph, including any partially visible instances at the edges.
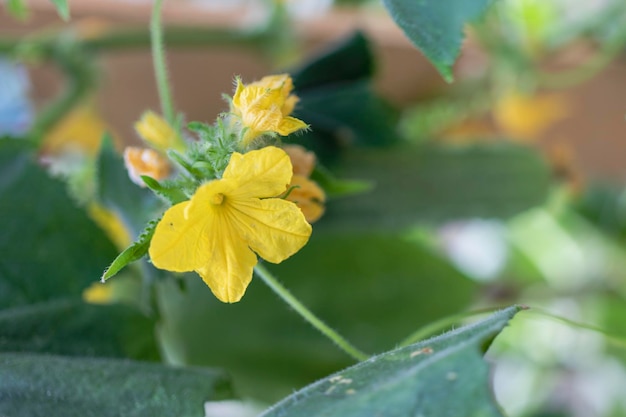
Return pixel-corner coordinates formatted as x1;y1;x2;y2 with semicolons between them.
1;0;626;416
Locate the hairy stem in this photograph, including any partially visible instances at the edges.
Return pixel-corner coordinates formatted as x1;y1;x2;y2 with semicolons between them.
254;263;369;362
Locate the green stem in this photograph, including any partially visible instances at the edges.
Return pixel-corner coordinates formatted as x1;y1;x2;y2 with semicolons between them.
150;0;175;124
526;308;626;350
254;263;369;362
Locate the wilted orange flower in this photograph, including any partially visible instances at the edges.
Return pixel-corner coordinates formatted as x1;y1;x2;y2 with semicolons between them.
123;147;170;187
283;144;325;223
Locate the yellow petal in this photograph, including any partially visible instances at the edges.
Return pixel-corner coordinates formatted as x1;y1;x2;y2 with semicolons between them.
195;227;258;303
223;147;292;199
281;95;299;117
228;197;312;264
236;86;284;113
276;116;308;136
148;200;212;272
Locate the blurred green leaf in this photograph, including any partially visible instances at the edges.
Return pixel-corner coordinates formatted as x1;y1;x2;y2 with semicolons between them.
0;299;159;361
0;352;232;417
311;165;372;198
7;0;29;20
96;135;163;237
260;306;522;417
381;0;496;81
317;143;551;231
49;0;69;21
290;32;400;163
0;139;117;308
157;233;478;401
292;31;374;90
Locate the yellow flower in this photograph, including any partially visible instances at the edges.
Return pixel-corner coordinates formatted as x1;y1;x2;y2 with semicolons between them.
148;146;312;303
494;91;568;141
231;74;308;145
123;147;171;187
41;105;110;157
87;202;132;249
134;111;185;153
82;282;114;305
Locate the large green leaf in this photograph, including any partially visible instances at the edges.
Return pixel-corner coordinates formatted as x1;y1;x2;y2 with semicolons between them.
381;0;496;81
291;31;374;91
289;32;400;163
317;142;551;231
0;299;159;361
259;306;522;417
0;353;232;417
157;233;478;401
0;139;117;308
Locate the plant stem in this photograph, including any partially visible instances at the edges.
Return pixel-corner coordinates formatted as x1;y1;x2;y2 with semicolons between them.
150;0;175;124
254;263;369;362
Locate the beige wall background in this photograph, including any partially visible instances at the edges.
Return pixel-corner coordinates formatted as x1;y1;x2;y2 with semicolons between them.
2;0;625;182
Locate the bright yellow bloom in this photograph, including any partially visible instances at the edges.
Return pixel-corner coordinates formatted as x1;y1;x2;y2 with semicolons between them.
231;74;308;145
287;175;326;223
123;147;171;187
87;203;132;249
41;105;110;157
148;146;312;303
134;111;185;153
82;282;114;305
494;91;568;141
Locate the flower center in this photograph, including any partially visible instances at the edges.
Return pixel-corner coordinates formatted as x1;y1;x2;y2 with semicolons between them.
210;193;225;206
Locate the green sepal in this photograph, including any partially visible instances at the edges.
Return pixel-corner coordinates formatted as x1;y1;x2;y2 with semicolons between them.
49;0;69;20
311;165;372;199
101;219;159;282
141;175;188;205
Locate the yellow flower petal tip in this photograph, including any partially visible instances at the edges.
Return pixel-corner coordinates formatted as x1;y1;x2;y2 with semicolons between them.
134;111;185;152
494;92;568;140
82;282;114;305
231;74;308;145
148;146;312;303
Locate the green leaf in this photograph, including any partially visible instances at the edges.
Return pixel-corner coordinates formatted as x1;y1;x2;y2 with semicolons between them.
310;165;372;198
0;353;233;417
6;0;29;20
101;220;158;282
157;233;478;401
289;32;400;163
141;175;188;205
0;138;117;308
0;299;160;361
49;0;69;20
291;31;374;91
96;135;162;237
318;143;551;231
381;0;496;82
260;306;522;417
